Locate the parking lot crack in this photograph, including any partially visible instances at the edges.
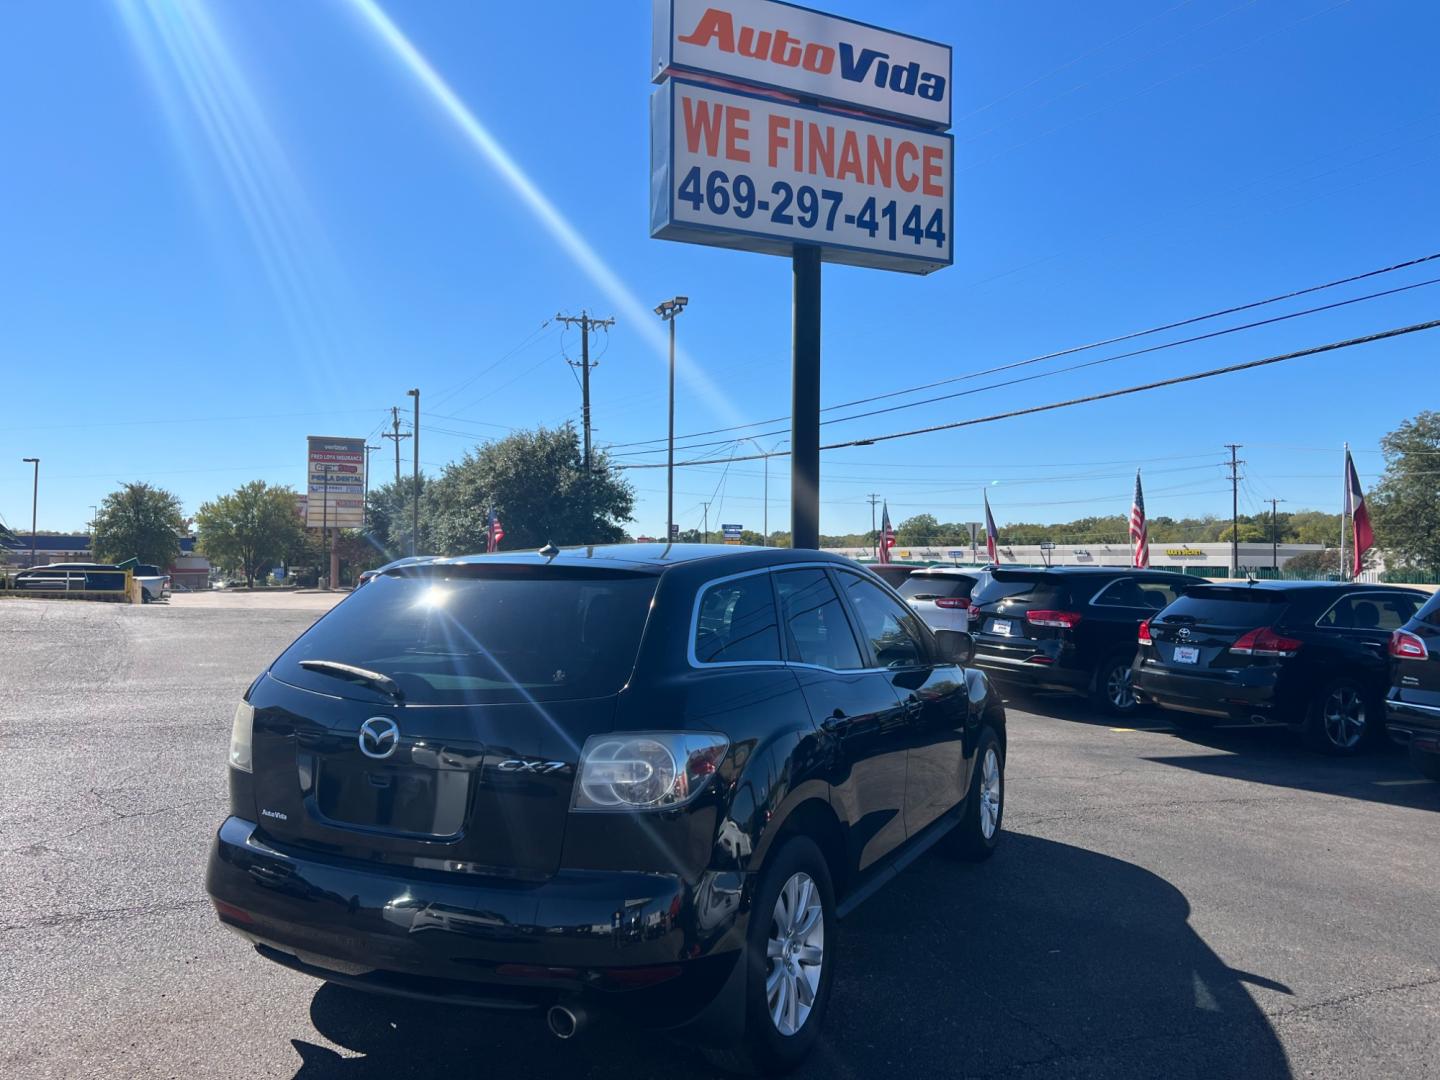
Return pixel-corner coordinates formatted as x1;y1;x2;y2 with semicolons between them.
1266;973;1440;1019
1;897;208;933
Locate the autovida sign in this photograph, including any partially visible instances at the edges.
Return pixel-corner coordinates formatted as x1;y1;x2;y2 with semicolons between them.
651;1;953;274
653;0;951;128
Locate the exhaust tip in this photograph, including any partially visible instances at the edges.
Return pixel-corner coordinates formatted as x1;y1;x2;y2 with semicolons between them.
547;1003;585;1040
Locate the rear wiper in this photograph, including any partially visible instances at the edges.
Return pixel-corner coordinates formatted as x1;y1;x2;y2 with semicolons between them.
299;659;404;701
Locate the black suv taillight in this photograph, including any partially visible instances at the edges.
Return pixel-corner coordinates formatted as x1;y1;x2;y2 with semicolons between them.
1390;629;1429;659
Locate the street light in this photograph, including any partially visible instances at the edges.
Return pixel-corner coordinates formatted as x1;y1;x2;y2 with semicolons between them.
21;458;38;568
654;296;688;544
746;438;788;545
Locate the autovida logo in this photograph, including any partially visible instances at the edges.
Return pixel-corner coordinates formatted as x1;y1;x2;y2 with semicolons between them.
677;7;947;104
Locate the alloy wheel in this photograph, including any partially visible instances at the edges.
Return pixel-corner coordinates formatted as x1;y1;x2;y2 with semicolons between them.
1322;687;1366;749
766;872;825;1037
1106;663;1136;711
979;746;1002;839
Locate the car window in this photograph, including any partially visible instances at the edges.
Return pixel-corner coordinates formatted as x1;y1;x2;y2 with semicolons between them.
1094;577;1179;611
1417;592;1440;628
838;571;928;668
693;574;782;663
773;569;864;670
898;574;974;601
971;572;1067;608
1317;592;1418;632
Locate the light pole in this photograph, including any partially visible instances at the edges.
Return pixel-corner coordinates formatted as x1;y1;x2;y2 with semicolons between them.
22;458;39;568
654;296;689;544
746;438;787;545
406;388;420;557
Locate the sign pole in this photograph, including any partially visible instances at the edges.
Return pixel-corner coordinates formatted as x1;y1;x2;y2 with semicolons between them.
791;245;822;550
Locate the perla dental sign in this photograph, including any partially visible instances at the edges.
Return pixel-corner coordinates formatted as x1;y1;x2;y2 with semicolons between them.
651;79;952;273
653;0;952;129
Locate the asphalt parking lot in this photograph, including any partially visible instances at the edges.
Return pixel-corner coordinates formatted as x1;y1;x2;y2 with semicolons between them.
3;592;1438;1079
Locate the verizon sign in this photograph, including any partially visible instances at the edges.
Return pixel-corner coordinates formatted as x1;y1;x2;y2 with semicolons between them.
653;0;952;129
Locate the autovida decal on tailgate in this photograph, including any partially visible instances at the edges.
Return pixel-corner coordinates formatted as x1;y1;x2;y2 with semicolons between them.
657;0;953;129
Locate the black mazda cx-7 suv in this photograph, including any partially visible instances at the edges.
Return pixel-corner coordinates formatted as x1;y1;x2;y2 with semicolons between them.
206;544;1006;1073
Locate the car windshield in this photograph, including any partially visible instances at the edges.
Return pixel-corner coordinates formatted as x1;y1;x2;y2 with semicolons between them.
1158;588;1290;626
272;567;658;704
899;575;974;600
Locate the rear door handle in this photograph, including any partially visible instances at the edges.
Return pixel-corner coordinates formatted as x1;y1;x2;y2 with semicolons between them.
821;708;846;731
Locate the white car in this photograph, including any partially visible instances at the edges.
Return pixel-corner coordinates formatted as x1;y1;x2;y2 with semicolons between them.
898;567;984;634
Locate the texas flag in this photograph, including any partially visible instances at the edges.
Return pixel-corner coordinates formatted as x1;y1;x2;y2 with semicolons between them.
1343;449;1373;578
984;490;1000;564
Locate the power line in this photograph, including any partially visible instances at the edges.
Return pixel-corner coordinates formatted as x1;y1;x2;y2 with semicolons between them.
605;251;1440;453
616;319;1440;469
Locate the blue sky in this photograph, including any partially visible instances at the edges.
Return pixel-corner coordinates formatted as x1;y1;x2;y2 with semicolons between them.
2;0;1437;540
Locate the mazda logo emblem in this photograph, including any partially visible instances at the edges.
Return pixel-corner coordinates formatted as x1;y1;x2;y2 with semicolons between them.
358;717;400;760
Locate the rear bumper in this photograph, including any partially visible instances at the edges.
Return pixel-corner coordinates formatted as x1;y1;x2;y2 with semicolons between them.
1132;662;1285;722
205;816;747;1027
1385;697;1440;751
973;646;1086;694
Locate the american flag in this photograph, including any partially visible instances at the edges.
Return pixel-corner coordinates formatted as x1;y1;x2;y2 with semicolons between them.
1129;470;1150;569
486;509;505;553
984;490;1000;564
877;502;896;564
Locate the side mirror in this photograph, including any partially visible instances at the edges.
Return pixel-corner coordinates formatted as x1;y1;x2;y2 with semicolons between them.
935;630;975;666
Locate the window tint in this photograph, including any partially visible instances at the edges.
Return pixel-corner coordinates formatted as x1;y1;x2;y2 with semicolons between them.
694;575;782;663
971;573;1067;608
273;568;657;704
1317;592;1418;632
1418;592;1440;628
1157;589;1289;627
898;574;975;601
839;572;928;668
774;569;864;670
1094;577;1179;611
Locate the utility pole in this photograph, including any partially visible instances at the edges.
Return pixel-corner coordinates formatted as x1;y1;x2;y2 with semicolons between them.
382;406;411;484
867;493;882;558
1268;496;1286;573
1225;444;1245;578
556;310;615;471
363;444;380;529
22;458;39;568
702;502;711;545
407;389;420;557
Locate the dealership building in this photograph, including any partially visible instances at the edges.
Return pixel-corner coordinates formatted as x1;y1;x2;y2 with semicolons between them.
828;541;1328;575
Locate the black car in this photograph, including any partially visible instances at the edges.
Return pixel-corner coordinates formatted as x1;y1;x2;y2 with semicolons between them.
1133;581;1430;753
969;566;1195;715
206;544;1006;1072
1385;590;1440;780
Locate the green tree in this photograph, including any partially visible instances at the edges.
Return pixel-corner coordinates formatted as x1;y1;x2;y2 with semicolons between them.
896;513;941;545
425;424;634;554
1369;411;1440;574
92;482;184;567
365;477;434;561
195;481;307;587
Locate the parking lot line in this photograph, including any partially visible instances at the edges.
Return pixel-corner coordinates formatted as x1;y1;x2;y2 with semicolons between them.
1109;726;1176;733
1374;778;1432;787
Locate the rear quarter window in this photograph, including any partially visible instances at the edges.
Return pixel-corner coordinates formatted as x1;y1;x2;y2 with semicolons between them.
694;574;782;663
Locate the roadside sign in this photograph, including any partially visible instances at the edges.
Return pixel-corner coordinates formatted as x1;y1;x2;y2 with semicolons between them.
947;549;964;561
670;523;681;538
306;436;366;529
722;523;744;538
651;80;952;274
653;0;952;129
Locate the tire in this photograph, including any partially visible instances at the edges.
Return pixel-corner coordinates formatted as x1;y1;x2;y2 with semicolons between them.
705;836;836;1076
944;725;1004;862
1304;677;1376;755
1092;651;1140;716
1411;747;1440;782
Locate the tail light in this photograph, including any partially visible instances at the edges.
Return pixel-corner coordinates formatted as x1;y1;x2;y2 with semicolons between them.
1390;630;1429;659
1230;627;1303;658
1026;610;1083;629
935;597;967;609
968;602;981;620
1138;619;1153;646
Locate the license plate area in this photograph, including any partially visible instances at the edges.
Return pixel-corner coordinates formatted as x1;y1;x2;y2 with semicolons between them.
991;618;1013;637
1172;645;1200;665
314;760;472;838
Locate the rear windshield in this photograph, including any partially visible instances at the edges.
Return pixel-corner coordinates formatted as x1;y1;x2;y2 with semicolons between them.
972;573;1067;608
1157;588;1289;627
899;574;975;601
272;567;658;704
1416;592;1440;628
